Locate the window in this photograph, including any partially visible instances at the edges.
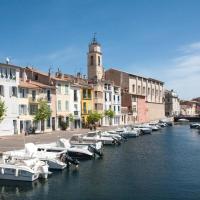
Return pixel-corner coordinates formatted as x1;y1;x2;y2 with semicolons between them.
118;106;120;111
19;105;27;115
95;103;98;110
132;105;137;113
74;104;78;111
46;118;51;128
109;93;111;101
32;90;36;101
90;56;93;65
113;95;115;101
58;100;62;111
83;89;87;99
152;89;155;96
57;84;61;94
142;87;145;94
10;68;16;79
74;90;78;101
65;101;69;111
98;56;101;66
11;86;17;97
132;96;136;102
95;91;98;98
88;90;91;99
114;106;116;111
30;104;38;115
118;96;120;102
47;90;51;102
156;89;158;96
148;88;150;95
83;102;87;114
65;85;69;95
132;84;135;93
105;93;107;101
19;88;28;98
137;86;141;94
34;74;38;81
0;85;4;96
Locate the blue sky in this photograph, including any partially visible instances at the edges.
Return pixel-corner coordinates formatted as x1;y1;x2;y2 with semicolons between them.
0;0;200;99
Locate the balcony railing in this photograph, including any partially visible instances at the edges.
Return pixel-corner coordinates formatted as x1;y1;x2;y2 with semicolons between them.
74;111;79;116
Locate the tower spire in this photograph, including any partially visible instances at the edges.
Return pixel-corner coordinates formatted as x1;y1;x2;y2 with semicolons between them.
93;32;97;43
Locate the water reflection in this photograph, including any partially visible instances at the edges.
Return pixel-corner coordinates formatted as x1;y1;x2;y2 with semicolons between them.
0;179;47;199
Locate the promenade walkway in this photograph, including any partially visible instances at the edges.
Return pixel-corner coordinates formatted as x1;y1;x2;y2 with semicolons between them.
0;126;115;152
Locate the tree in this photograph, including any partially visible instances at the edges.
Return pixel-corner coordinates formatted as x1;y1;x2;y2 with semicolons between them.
0;98;6;122
87;112;102;125
69;113;74;130
34;99;52;132
104;109;115;125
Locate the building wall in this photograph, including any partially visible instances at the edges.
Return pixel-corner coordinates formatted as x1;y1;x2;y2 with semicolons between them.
69;85;81;129
147;102;165;121
81;88;93;126
137;96;148;123
0;64;20;136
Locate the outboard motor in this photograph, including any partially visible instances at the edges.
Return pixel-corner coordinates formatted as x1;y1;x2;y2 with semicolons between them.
112;137;121;145
60;154;79;167
121;135;128;141
88;145;103;157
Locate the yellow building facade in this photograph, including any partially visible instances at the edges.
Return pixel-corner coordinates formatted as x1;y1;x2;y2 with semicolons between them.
81;85;94;127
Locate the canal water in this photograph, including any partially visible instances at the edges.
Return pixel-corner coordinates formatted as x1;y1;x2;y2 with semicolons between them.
1;124;200;200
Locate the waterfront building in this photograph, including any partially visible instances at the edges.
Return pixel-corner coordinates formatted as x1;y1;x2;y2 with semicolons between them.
165;89;180;117
105;68;165;123
69;83;81;129
0;62;20;136
180;100;198;116
19;67;56;133
80;83;94;127
52;71;82;129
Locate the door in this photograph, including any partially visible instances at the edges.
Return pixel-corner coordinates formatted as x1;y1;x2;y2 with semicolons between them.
13;120;18;134
52;117;55;131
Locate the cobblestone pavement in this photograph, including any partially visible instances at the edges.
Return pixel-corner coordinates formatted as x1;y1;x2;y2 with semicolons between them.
0;126;117;153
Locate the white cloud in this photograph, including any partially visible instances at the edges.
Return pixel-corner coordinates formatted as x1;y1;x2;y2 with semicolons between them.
162;42;200;99
13;46;85;74
127;42;200;100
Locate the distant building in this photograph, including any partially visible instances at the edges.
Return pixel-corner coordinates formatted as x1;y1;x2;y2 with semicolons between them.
180;100;198;116
105;68;165;123
165;89;180;117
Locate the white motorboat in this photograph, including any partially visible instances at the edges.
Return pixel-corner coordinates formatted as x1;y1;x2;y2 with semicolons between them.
37;138;103;159
115;128;139;138
134;125;152;135
6;143;79;170
83;131;119;145
0;156;49;182
147;123;161;131
70;134;103;149
100;131;124;141
178;118;189;122
190;123;200;129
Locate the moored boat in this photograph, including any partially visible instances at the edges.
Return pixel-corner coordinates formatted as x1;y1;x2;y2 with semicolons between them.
0;156;49;182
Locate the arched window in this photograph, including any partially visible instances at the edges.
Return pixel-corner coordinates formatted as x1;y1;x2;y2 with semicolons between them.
98;56;101;65
90;56;93;65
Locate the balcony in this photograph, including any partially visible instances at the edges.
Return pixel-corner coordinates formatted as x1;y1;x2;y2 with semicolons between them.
74;111;79;116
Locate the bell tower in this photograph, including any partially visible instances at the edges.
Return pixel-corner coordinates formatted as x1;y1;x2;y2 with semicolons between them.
87;34;104;81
